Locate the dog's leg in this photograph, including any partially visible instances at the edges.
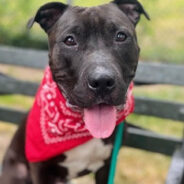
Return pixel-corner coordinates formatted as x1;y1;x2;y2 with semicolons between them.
95;161;110;184
29;163;60;184
0;145;30;184
0;119;31;184
0;161;30;184
29;162;68;184
29;163;43;184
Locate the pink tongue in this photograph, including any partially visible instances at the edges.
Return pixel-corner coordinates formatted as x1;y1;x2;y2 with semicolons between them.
84;105;116;138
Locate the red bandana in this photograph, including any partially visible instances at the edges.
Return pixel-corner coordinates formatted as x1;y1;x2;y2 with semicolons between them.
25;67;134;162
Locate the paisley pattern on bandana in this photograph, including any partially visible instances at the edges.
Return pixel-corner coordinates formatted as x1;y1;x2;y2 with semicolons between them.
25;67;134;162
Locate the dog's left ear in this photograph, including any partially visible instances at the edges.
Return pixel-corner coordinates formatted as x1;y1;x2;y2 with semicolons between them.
113;0;150;26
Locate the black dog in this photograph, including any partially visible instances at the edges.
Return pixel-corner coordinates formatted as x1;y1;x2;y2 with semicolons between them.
0;1;149;184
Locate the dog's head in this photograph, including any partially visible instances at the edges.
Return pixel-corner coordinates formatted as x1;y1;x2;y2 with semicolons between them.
28;0;149;138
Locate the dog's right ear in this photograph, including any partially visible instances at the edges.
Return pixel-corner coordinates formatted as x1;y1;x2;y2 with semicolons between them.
27;2;68;33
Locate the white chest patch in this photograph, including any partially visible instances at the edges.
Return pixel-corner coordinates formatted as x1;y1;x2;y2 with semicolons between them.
59;139;112;179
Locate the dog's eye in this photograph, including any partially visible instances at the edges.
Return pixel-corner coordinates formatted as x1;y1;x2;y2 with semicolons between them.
115;32;127;42
64;36;77;46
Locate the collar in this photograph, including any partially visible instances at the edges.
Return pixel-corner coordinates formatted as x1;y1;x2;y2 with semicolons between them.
25;67;134;162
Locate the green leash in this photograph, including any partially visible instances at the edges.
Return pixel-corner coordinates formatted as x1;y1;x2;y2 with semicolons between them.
107;122;125;184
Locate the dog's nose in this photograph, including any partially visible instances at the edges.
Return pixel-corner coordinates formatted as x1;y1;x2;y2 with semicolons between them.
88;71;115;94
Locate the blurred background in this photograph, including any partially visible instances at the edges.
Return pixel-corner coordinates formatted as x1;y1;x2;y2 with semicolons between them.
0;0;184;183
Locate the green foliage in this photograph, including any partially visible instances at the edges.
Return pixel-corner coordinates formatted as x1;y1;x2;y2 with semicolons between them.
137;0;184;63
0;0;184;62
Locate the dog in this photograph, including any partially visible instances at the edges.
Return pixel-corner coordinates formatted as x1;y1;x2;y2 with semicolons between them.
0;0;149;183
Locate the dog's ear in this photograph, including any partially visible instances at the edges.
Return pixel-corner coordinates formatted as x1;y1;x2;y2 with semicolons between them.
27;2;68;32
113;0;150;26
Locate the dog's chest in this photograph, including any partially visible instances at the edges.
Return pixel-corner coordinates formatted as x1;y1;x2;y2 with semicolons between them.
59;139;112;179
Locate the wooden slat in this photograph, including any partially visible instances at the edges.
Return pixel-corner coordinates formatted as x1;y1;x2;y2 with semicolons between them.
67;0;73;4
134;97;184;122
0;45;184;85
0;106;27;124
0;74;38;96
166;144;184;184
0;45;47;69
135;62;184;86
125;127;182;156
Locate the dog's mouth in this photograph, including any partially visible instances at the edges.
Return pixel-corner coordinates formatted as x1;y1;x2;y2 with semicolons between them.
65;88;128;138
66;100;120;138
83;104;116;138
62;81;129;138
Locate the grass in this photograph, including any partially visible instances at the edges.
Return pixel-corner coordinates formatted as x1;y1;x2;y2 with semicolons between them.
115;148;171;184
0;95;33;110
0;122;17;163
134;85;184;103
127;114;183;137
